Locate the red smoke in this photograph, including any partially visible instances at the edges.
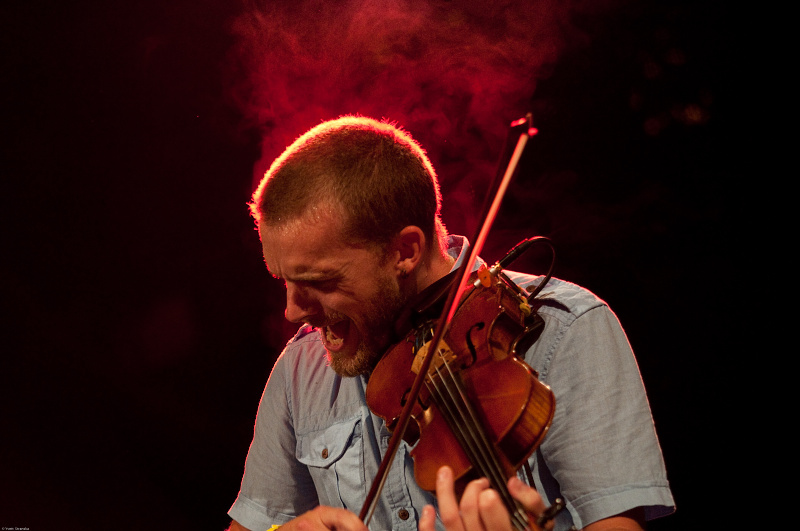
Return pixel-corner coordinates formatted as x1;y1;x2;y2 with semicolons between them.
224;0;620;237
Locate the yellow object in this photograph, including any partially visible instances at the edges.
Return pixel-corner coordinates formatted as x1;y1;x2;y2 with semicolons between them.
476;264;492;287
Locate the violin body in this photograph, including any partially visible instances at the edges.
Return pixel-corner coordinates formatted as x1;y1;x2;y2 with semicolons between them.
366;270;556;496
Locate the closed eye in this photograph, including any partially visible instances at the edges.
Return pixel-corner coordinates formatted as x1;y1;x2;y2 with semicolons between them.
305;278;339;293
286;276;340;294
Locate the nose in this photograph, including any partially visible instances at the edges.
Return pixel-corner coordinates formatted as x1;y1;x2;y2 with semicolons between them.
284;282;318;324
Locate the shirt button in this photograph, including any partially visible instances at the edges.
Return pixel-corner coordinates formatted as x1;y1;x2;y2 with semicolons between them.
321;448;329;459
398;509;410;520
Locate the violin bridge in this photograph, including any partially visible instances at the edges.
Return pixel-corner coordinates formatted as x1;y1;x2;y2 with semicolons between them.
411;339;456;376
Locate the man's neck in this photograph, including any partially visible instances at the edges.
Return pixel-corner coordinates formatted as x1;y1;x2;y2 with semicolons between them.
416;249;456;295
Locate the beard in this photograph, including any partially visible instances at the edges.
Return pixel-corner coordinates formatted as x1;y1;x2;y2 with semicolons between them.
326;274;407;377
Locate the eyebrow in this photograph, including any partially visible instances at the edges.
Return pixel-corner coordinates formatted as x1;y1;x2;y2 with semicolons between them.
271;267;343;284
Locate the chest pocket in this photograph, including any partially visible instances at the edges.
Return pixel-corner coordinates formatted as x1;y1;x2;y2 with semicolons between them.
296;416;364;510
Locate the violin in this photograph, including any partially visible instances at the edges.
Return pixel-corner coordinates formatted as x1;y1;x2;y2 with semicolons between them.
359;115;561;531
368;261;556;530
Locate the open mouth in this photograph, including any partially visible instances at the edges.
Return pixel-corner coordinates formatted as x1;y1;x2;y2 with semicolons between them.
322;319;350;352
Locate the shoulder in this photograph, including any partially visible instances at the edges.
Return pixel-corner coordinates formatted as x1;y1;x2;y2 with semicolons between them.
504;272;627;380
269;325;367;432
503;271;608;322
266;325;332;411
272;325;328;376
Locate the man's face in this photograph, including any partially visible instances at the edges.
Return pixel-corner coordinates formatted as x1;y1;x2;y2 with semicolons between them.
259;211;407;377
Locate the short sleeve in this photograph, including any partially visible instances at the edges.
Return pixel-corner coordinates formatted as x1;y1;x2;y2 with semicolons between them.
535;305;674;529
228;350;319;529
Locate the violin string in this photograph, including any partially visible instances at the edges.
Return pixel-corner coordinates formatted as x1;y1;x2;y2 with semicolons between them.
427;359;530;530
428;365;498;486
428;365;529;531
437;365;512;500
418;327;530;529
445;366;530;531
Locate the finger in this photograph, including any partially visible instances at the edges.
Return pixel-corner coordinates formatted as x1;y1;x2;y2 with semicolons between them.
435;466;466;531
476;487;513;531
507;477;559;531
507;477;547;515
313;505;369;531
458;476;491;531
419;505;437;531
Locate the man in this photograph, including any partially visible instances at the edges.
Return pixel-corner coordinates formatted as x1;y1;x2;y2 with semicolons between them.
228;116;675;530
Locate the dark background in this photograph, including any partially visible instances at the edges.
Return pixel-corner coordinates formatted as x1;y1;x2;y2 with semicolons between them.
3;0;732;529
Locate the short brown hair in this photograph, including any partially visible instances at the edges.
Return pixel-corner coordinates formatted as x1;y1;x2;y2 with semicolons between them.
249;116;447;251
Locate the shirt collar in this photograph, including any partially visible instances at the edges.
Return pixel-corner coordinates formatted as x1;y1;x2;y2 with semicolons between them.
445;234;485;272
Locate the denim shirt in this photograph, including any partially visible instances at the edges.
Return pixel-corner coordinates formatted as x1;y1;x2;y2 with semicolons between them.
229;236;675;530
230;327;437;530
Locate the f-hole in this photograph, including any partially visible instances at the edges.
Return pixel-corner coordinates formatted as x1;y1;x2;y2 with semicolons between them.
464;322;485;368
400;386;429;410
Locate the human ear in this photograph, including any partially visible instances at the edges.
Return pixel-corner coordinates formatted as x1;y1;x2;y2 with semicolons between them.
393;226;425;277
